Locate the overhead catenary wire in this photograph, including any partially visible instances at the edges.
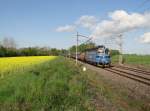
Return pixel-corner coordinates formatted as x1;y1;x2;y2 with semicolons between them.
138;0;149;7
134;0;150;11
75;32;93;65
143;5;150;11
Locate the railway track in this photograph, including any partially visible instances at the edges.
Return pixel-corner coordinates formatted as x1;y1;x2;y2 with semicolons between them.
104;66;150;86
114;65;150;75
72;58;150;86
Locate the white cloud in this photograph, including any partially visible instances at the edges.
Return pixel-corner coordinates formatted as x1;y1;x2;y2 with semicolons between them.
56;25;76;32
56;10;150;41
139;32;150;44
56;15;97;32
76;15;98;30
91;10;150;38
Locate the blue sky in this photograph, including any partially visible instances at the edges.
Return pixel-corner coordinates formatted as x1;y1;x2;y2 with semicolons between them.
0;0;150;54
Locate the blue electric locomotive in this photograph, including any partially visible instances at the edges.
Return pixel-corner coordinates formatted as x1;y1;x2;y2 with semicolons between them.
84;45;111;67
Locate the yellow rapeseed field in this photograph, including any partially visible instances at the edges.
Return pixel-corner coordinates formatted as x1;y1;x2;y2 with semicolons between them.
0;56;57;77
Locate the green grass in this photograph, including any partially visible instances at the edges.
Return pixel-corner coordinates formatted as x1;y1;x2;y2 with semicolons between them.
1;56;149;111
111;54;150;66
0;57;94;111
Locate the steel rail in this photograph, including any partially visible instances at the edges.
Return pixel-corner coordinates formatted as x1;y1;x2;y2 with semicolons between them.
105;68;150;86
109;67;150;81
115;65;150;75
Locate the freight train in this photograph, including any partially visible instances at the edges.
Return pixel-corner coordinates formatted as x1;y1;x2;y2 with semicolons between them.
71;45;111;68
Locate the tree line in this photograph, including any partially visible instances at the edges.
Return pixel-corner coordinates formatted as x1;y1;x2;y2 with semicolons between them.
69;42;119;56
0;37;119;57
0;46;68;57
0;37;67;57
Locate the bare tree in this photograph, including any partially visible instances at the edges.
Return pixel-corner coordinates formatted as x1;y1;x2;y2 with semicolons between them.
0;40;2;46
9;37;17;48
2;37;16;48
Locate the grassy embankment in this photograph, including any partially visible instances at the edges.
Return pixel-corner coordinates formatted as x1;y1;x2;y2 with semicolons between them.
111;54;150;67
0;56;93;111
0;56;149;111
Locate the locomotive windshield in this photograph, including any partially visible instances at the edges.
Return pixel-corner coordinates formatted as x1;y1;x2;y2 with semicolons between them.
97;47;109;55
97;48;104;53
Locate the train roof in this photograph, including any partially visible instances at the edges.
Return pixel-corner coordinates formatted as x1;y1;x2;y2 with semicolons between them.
85;45;106;51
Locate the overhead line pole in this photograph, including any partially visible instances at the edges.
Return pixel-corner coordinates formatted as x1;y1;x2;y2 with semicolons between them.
118;34;123;65
75;32;92;65
76;32;79;65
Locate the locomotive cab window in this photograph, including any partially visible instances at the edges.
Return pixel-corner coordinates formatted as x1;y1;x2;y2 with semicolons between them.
105;56;110;58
